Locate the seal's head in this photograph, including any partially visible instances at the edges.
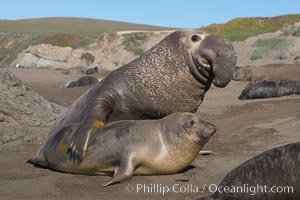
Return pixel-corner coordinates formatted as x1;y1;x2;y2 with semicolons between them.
158;112;216;171
181;113;216;146
165;112;216;147
232;67;252;81
180;30;237;87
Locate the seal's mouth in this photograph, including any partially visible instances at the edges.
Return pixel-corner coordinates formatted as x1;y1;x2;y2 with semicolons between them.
193;55;211;70
192;55;212;78
197;125;217;140
187;52;213;86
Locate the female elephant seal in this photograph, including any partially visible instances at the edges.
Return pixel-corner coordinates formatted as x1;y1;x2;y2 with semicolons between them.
65;76;99;88
233;64;300;82
239;80;300;100
50;30;236;162
211;142;300;200
28;113;216;186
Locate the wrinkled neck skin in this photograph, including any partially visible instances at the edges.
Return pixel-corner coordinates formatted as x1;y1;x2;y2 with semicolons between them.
183;48;213;92
124;32;209;116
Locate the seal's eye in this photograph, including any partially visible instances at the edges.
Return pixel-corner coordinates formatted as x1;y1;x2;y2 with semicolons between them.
191;35;201;42
183;120;195;130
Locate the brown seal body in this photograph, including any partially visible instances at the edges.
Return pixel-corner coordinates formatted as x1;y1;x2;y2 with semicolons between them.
211;142;300;200
233;64;300;82
50;30;236;162
27;113;216;186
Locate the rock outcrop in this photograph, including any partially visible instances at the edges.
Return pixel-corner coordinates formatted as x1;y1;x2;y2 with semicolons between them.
12;31;172;71
0;70;65;151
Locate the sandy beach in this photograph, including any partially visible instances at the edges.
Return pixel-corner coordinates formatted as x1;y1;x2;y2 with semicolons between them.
0;68;299;200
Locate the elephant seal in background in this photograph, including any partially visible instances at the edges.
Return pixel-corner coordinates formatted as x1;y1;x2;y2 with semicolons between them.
211;142;300;200
239;80;300;100
233;64;300;82
50;30;236;162
65;76;99;88
85;66;98;75
27;113;216;186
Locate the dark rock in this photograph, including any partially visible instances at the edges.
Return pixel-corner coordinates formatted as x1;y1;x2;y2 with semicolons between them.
0;70;65;152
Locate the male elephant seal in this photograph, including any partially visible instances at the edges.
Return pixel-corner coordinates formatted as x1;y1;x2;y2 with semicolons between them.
239;80;300;100
50;30;236;162
27;113;216;186
211;142;300;200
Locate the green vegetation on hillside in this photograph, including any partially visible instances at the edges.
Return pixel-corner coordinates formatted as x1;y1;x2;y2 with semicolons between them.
251;36;295;60
293;27;300;36
1;15;300;67
0;17;170;64
0;34;37;66
80;52;95;66
201;14;300;41
122;32;148;56
0;33;96;66
31;33;96;48
0;17;170;37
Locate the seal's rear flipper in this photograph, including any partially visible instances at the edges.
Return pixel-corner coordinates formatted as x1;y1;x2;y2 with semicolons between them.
102;173;132;187
102;157;136;187
26;157;36;165
26;147;48;168
26;157;49;169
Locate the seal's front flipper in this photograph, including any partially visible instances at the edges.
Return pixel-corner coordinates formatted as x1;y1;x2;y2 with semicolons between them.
102;157;136;187
68;128;92;164
67;105;112;164
68;120;106;164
